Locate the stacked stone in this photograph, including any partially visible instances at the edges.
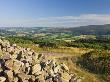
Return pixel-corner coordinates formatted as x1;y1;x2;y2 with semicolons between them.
0;39;84;82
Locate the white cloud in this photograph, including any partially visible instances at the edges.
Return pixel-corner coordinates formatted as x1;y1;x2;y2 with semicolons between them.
0;14;110;27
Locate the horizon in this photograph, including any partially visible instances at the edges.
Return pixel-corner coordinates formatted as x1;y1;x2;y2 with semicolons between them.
0;0;110;27
0;23;110;28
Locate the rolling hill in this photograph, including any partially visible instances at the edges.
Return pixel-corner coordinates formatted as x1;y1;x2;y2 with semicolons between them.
1;24;110;36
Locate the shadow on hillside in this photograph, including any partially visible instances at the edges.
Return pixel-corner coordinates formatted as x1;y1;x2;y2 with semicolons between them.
76;50;110;82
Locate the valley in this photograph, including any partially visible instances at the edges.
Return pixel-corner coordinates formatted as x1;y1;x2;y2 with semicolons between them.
0;25;110;82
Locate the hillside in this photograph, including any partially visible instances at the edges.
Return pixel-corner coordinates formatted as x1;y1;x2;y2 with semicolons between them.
66;24;110;35
0;24;110;82
0;39;85;82
1;24;110;36
41;24;110;35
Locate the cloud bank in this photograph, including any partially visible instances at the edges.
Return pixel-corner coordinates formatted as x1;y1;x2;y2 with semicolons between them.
0;14;110;27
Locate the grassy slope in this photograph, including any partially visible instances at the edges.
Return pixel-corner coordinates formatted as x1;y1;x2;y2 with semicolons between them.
17;43;104;82
57;56;105;82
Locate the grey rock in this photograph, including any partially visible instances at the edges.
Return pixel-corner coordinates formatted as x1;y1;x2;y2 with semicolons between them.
0;39;83;82
13;60;23;74
2;53;11;60
17;73;31;82
0;77;6;82
5;59;13;70
5;70;13;82
13;77;19;82
32;64;41;75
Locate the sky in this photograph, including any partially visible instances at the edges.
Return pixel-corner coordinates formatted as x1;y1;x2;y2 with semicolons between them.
0;0;110;27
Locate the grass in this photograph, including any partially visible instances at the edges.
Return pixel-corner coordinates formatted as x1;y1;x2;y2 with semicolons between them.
17;43;107;82
17;43;90;55
57;56;103;82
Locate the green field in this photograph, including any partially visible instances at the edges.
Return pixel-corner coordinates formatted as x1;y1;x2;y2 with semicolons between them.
1;26;110;82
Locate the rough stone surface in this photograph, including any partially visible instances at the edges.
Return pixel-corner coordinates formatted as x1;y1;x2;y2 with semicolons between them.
0;39;83;82
5;59;13;70
0;77;6;82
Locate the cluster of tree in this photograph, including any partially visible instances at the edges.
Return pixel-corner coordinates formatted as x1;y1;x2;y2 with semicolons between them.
77;50;110;75
6;36;33;44
6;36;67;48
66;38;110;50
0;29;16;36
6;36;110;50
33;38;67;48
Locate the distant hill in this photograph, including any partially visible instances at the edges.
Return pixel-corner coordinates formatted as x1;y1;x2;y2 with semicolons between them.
32;24;110;35
62;24;110;35
0;29;16;36
1;24;110;36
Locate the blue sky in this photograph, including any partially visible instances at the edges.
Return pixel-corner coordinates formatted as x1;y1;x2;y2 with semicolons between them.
0;0;110;27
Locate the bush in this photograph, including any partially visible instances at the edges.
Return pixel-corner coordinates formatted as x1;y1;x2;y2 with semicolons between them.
77;50;110;75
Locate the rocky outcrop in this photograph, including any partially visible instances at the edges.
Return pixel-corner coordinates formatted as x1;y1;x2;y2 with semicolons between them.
0;39;84;82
